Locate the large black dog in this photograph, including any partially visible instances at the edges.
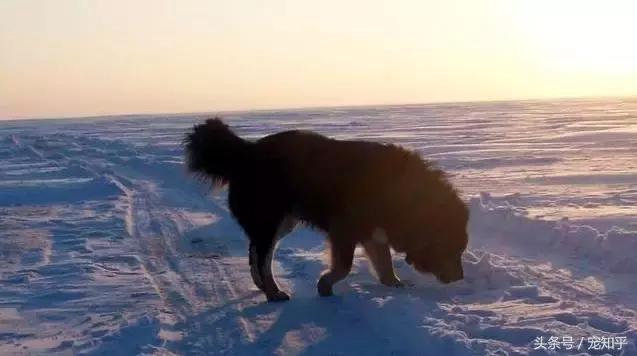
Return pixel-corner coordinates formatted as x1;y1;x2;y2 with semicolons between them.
185;118;468;302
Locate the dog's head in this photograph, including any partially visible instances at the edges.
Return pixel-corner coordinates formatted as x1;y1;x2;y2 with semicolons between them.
404;214;468;284
369;148;470;284
398;182;469;284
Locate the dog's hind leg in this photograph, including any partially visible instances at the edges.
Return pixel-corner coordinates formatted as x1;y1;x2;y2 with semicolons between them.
250;236;289;302
248;216;296;292
249;243;265;291
362;238;403;287
317;239;356;297
248;216;297;297
229;185;290;301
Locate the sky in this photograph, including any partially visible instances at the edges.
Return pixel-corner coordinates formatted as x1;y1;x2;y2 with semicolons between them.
1;0;637;119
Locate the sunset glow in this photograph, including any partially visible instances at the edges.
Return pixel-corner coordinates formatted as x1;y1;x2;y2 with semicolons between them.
1;0;636;119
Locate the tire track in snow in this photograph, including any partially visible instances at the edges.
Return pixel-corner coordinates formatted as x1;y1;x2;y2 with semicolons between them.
209;257;256;344
41;131;257;350
109;175;256;349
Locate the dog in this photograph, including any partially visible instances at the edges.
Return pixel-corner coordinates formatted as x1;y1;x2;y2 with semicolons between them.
184;118;469;302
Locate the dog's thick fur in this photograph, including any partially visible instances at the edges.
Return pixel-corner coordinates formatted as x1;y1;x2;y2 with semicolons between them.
185;118;469;301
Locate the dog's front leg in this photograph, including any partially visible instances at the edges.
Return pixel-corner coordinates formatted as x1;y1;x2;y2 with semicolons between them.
362;239;403;287
317;239;356;297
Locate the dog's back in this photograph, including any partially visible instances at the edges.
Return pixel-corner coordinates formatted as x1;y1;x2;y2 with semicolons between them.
250;129;417;229
186;119;432;232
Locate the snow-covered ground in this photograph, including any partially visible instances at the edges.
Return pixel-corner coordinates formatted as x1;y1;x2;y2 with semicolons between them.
1;97;636;355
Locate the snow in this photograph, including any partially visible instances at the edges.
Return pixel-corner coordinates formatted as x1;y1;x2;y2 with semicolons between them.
1;98;636;355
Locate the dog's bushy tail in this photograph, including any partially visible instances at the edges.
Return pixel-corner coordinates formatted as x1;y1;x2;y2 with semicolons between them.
184;118;252;184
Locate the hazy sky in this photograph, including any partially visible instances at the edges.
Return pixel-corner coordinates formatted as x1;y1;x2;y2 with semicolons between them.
2;0;637;119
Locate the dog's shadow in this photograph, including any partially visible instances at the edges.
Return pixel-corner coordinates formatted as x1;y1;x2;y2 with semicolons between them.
174;252;490;356
188;291;440;355
174;228;509;355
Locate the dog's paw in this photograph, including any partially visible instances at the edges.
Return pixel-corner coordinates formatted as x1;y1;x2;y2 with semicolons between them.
318;287;333;297
266;290;290;302
317;275;334;297
381;276;405;288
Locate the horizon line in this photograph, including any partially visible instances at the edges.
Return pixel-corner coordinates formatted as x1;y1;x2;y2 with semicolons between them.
3;93;636;123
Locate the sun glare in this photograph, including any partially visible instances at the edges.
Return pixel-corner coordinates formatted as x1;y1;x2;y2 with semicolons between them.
515;0;637;75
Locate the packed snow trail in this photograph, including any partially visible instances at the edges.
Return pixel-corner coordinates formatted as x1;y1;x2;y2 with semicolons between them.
1;98;636;355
